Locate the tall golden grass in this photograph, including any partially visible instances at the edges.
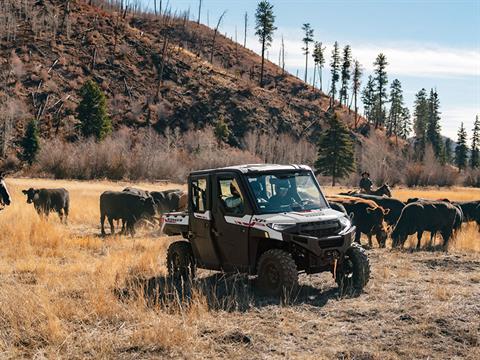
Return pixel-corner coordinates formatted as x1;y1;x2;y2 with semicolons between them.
0;179;478;357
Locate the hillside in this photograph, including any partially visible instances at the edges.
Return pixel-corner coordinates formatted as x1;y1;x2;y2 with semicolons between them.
0;0;361;153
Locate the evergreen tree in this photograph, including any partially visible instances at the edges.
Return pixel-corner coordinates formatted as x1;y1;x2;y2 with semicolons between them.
426;89;443;158
312;41;325;90
255;0;276;88
339;45;352;106
399;107;411;140
77;80;112;140
20;119;40;164
214;116;231;144
301;23;314;83
329;41;341;107
471;115;480;168
315;112;355;186
455;122;468;172
361;75;375;123
386;79;405;139
413;88;429;159
351;59;363;129
444;138;453;164
373;53;388;128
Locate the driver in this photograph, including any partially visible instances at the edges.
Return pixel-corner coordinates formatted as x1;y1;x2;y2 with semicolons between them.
268;180;297;209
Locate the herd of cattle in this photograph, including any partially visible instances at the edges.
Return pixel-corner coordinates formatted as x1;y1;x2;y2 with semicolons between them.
0;176;478;250
0;179;187;236
327;193;478;250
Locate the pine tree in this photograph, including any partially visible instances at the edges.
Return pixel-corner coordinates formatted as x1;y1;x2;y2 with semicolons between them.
351;59;363;129
373;53;388;129
301;23;314;83
399;107;411;140
329;41;340;107
77;80;112;140
471;115;480;168
255;0;276;88
339;45;352;106
312;41;325;91
444;138;453;164
413;88;429;159
20;119;40;164
361;75;375;123
315;112;355;186
214;115;231;144
426;89;443;158
386;79;404;140
455;122;468;172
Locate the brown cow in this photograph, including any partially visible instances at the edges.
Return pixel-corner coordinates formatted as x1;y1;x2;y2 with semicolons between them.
327;195;390;248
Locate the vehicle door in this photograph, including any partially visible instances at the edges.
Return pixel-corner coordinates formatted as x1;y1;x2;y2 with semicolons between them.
189;175;221;269
212;173;252;272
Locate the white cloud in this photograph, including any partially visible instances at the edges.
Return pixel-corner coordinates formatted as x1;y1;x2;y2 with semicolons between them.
246;36;480;78
442;106;480;139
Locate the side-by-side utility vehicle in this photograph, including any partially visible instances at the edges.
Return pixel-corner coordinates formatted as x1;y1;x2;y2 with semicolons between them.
162;164;370;295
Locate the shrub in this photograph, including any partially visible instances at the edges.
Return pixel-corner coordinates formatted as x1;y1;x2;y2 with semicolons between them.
33;128;261;182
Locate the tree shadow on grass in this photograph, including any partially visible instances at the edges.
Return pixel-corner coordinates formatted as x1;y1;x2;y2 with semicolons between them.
116;272;348;312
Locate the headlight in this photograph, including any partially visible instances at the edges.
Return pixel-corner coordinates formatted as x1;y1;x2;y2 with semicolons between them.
267;223;295;231
338;216;351;230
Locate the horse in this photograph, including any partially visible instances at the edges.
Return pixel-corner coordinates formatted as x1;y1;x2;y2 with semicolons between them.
368;184;392;197
341;183;392;198
0;175;12;210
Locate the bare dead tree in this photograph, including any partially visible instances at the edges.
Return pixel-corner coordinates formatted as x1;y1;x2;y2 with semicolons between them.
197;0;202;24
210;10;227;63
244;12;247;48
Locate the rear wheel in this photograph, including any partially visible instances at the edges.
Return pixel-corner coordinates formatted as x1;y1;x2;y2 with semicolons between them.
257;249;298;297
166;241;196;282
336;243;370;295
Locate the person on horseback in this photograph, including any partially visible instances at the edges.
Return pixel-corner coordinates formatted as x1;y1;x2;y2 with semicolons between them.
359;171;373;194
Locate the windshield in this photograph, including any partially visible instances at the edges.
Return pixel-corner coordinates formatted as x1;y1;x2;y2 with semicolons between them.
247;171;328;214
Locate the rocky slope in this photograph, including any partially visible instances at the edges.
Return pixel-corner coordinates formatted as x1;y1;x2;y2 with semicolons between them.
0;0;360;152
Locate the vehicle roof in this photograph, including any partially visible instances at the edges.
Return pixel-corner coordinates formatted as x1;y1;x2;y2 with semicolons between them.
190;164;313;176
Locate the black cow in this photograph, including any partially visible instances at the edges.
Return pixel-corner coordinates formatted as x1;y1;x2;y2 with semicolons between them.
451;201;480;227
150;190;186;213
328;196;390;248
345;193;405;225
22;188;69;223
100;191;156;236
123;187;185;213
0;177;11;209
392;200;457;250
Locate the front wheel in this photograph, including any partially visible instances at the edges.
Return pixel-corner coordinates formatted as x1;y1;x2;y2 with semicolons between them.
257;249;298;297
166;241;196;282
336;243;370;295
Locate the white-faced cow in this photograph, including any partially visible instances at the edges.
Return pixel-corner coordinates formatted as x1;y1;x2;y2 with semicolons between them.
0;176;11;210
22;188;70;223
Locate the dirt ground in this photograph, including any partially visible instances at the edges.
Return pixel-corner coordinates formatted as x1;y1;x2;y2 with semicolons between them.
0;178;478;359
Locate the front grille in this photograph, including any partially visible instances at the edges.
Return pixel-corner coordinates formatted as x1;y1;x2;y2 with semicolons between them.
296;220;340;238
318;237;344;249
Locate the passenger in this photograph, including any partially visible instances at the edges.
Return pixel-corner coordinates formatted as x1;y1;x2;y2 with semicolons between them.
250;180;267;204
225;182;244;214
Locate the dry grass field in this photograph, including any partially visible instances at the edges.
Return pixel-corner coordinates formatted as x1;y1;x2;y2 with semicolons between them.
0;178;478;359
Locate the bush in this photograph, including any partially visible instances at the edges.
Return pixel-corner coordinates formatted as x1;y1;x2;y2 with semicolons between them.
463;169;480;187
33;127;261;182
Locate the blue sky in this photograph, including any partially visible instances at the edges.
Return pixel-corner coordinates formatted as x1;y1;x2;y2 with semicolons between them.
141;0;480;139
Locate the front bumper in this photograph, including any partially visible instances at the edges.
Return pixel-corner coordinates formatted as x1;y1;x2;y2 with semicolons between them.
282;225;356;273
